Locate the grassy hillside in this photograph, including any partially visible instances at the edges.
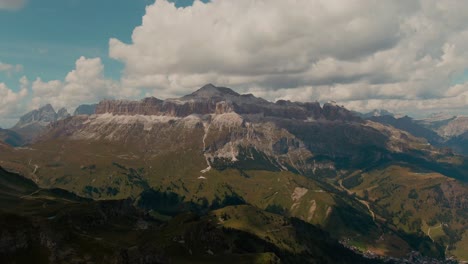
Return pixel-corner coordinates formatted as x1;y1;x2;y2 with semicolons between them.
0;167;381;263
340;164;468;261
0;138;458;260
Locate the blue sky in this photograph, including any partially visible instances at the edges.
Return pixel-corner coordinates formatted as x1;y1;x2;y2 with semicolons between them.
0;0;467;127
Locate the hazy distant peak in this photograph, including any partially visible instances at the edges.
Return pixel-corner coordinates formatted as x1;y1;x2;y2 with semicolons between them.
421;112;456;122
57;108;71;120
40;104;55;113
14;104;57;128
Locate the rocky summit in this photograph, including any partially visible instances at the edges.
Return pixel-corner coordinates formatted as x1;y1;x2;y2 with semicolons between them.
0;84;467;263
94;84;356;121
10;104;71;143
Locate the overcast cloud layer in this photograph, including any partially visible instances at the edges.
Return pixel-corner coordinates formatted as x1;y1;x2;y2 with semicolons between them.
1;0;468;126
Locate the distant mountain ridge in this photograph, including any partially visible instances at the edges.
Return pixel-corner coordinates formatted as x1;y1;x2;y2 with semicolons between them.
431;116;468;138
367;115;444;146
13;104;69;129
3;87;468;159
95;84;359;122
355;110;468;155
9;104;70;143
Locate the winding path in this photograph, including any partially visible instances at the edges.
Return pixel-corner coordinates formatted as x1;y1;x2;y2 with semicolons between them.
338;179;376;221
427;224;442;242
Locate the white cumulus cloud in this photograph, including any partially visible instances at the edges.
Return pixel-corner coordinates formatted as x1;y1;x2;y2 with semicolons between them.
0;80;28;127
31;56;135;112
109;0;468;114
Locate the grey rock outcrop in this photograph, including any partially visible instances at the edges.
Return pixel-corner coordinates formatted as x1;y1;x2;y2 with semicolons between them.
95;84;359;122
11;105;71;143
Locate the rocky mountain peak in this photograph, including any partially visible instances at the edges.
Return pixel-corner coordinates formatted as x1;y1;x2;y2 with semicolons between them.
11;104;73;143
14;104;57;128
57;108;71;120
424;112;456;121
41;104;55;113
90;84;365;122
182;84;240;99
322;102;360;122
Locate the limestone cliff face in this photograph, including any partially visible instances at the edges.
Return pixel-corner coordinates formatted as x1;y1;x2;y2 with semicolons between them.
94;84;357;122
322;102;360;122
95;97;164;116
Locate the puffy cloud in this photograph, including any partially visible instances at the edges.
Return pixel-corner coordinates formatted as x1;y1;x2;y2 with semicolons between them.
0;0;27;10
110;0;413;89
31;56;134;112
0;83;27;113
109;0;468;114
0;80;28;127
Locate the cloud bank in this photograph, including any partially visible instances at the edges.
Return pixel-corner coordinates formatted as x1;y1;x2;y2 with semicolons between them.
0;78;28;126
109;0;468;114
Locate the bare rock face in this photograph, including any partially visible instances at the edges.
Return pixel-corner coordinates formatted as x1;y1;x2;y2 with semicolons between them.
57;108;71;120
436;116;468;137
94;85;241;117
322;102;360;122
11;105;71;144
14;104;57;129
94;84;359;122
95;97;163;115
215;101;234;114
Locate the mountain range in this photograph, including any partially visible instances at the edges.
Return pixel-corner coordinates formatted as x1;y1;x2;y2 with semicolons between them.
0;84;466;263
357;111;468;156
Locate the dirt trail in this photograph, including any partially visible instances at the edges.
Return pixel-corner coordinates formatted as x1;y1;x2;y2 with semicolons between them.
338;179;375;221
20;189;40;199
427;224;442;241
